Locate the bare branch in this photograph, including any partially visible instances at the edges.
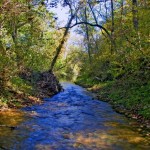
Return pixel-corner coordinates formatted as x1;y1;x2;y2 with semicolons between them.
88;0;98;24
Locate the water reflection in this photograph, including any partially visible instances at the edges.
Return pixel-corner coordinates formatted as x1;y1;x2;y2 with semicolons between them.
0;82;149;150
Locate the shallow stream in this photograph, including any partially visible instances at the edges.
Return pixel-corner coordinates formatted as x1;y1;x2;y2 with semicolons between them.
0;82;149;150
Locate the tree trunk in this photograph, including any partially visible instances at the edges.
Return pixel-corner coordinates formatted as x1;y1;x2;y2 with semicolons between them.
0;40;9;93
105;0;108;20
49;15;75;71
85;8;92;63
132;0;138;30
11;17;21;70
110;0;116;52
132;0;142;53
121;0;124;18
88;0;115;52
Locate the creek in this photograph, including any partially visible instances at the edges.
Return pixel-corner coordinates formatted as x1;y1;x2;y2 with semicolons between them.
0;82;149;150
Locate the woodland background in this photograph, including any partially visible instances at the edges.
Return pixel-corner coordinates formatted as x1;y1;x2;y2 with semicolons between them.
0;0;149;121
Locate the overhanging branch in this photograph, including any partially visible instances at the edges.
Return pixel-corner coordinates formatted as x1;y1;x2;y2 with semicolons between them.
60;21;112;40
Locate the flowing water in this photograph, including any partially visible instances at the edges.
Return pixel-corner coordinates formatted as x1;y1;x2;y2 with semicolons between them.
0;82;150;150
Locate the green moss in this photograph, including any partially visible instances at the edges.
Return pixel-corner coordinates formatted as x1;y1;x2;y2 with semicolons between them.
98;80;150;119
77;74;150;119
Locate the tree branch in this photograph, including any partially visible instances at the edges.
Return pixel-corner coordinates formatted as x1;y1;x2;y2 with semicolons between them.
88;1;98;24
58;21;111;41
68;21;111;39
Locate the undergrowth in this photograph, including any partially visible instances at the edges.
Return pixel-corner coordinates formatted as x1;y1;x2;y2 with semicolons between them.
76;76;150;120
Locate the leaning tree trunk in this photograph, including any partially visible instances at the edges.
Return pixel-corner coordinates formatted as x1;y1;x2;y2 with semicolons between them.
49;15;75;72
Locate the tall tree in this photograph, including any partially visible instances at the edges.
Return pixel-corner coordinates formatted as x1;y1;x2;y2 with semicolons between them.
49;0;84;71
84;8;92;62
132;0;142;52
49;15;74;71
132;0;138;30
110;0;116;52
48;0;113;70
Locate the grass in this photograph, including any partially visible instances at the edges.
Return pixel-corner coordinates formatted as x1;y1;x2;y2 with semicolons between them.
76;76;150;120
102;81;149;119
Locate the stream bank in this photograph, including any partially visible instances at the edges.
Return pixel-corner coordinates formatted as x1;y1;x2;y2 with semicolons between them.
76;81;150;132
0;71;62;110
0;82;150;150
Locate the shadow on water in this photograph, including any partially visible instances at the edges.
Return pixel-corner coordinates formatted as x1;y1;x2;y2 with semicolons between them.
0;82;150;150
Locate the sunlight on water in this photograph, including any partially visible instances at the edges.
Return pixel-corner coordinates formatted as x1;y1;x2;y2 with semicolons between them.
60;129;149;150
34;129;150;150
0;83;149;150
0;109;25;137
0;109;25;126
35;144;54;150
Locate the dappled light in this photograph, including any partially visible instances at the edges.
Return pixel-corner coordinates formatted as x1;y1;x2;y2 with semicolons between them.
0;109;26;148
0;109;25;127
0;83;149;149
0;0;149;149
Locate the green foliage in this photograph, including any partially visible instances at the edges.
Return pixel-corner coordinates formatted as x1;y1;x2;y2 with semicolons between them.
0;0;62;106
11;76;32;94
62;1;150;119
105;80;150;119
